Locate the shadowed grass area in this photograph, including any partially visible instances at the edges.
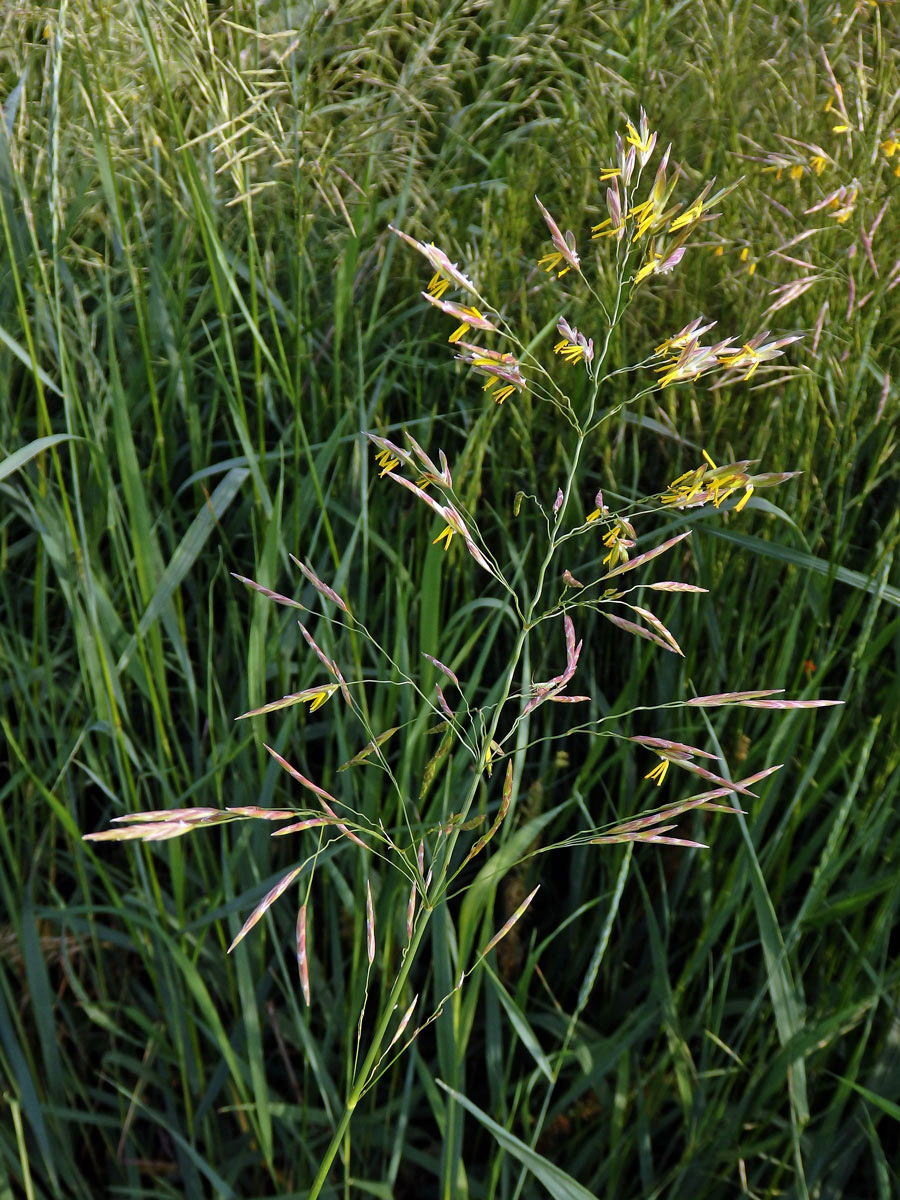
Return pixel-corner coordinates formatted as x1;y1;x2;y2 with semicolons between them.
1;1;899;1197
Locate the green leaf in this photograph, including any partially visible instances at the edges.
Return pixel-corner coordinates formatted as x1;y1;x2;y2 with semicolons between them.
702;526;900;608
116;466;250;673
458;804;564;971
834;1077;900;1123
485;967;553;1082
0;434;78;483
0;324;63;395
436;1083;601;1200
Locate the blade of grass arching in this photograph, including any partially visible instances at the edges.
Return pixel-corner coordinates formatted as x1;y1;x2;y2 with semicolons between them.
413;1043;450;1146
347;1182;394;1199
438;1083;601;1200
2;720;92;849
766;545;894;844
484;967;553;1084
701;526;900;609
116;466;250;676
110;1080;239;1200
0;436;76;486
835;1077;900;1124
0;319;61;395
697;710;810;1140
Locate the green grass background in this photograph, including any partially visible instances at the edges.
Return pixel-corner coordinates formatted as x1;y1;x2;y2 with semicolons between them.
2;1;899;1196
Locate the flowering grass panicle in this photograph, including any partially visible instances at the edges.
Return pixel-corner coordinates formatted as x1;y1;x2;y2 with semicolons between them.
85;112;840;1199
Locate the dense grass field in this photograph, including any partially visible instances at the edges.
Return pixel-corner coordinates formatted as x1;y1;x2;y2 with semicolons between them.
2;1;900;1197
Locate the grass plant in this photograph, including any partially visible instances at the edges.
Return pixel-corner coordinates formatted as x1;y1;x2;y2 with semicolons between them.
2;1;899;1198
